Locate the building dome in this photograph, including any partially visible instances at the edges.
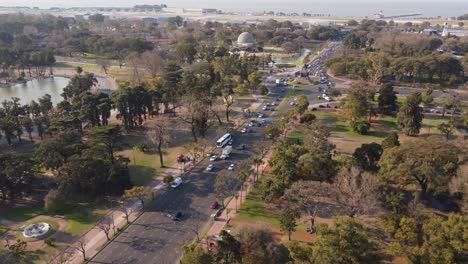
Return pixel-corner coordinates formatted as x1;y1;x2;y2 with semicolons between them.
237;32;256;46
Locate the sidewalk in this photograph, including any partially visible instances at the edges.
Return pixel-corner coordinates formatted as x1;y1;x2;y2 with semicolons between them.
206;150;273;237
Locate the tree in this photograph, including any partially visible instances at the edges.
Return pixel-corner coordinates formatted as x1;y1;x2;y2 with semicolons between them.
285;241;313;264
181;243;213;264
97;217;113;241
333;167;381;217
146;119;170;168
236;225;283;264
118;203;132;224
73;238;87;262
251;156;263;182
379;138;460;198
214;173;238;208
397;92;424;136
387;213;468;264
44;189;66;212
123;186;154;209
279;208;300;240
353;142;383;171
437;122;453;140
215;230;242;264
295;95;309;115
88;125;122;163
381;132;400;149
311;217;379;264
297;151;336;182
342;83;372;122
35;130;84;170
378;83;398;114
0;153;35;200
283;181;335;233
300;111;316;124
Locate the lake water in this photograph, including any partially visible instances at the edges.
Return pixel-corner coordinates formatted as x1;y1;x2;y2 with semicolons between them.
0;77;69;106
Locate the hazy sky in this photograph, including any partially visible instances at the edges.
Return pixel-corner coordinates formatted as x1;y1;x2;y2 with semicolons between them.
1;0;466;17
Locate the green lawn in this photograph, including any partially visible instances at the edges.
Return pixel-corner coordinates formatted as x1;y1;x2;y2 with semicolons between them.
5;202;108;236
235;188;280;228
0;224;8;235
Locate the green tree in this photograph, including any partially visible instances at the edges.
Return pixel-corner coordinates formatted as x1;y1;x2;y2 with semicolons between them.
123;186;154;209
279;208;300;240
285;241;313;264
342;83;371;122
236;225;284;264
378;83;398;114
353;142;383;171
295;95;309;115
0;154;35;200
379;138;460;198
381;132;400;149
311;217;379;264
87;125;122;163
397;92;423;136
215;230;242;264
181;243;213;264
437;122;453;140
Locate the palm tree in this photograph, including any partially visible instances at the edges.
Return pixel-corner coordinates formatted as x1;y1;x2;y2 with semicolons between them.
238;170;248;202
252;156;263;182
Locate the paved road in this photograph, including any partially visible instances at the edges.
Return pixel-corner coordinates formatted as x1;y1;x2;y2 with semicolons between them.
89;85;291;264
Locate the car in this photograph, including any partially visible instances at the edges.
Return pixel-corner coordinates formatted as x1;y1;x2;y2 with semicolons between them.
170;177;182;188
206;164;214;171
166;212;182;221
240;128;247;133
248;122;255;127
270;102;276;106
210;201;219;209
228;139;233;145
276;98;281;101
227;164;235;171
261;119;267;124
210;155;218;161
258;113;264;118
262;105;268;110
290;101;296;106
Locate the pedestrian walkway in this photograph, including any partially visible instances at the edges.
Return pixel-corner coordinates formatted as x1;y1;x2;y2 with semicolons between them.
206;151;272;237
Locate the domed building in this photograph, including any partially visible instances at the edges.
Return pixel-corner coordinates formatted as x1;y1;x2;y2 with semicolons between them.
232;32;258;52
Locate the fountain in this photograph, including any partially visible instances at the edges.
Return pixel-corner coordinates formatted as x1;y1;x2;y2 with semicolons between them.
22;222;51;238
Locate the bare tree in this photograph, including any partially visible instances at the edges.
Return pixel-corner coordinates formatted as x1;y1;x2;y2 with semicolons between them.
118;202;132;224
284;181;335;233
147;119;170;168
97;59;110;75
73;238;87;262
97;217;113;241
48;248;73;264
140;51;164;78
333;167;382;217
126;52;143;84
215;172;238;209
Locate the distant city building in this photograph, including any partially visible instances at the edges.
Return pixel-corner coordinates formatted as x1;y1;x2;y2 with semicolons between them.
232;32;259;52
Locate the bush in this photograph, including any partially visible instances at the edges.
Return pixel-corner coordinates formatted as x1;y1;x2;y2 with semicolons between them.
135;143;148;152
351;120;371;135
163;175;174;185
300;111;316;124
259;85;269;95
44;189;66;212
44;238;55;247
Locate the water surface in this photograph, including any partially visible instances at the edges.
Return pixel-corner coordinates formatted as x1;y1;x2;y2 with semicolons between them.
0;77;69;106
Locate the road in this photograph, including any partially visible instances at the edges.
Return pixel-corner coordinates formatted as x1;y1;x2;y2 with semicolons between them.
89;82;292;264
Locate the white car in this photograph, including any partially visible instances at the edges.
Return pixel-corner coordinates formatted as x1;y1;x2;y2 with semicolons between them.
227;164;235;171
248;122;254;127
258;113;264;118
290;101;296;106
206;164;214;171
170;177;182;188
324;96;332;102
210;155;218;161
240;128;247;133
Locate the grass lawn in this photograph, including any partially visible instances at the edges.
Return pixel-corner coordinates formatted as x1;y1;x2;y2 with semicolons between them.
55;62;141;84
234;188;280;228
0;224;8;235
120;134;182;186
5;202;108;236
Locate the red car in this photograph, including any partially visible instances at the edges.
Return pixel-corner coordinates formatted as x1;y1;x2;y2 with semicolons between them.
210;201;219;209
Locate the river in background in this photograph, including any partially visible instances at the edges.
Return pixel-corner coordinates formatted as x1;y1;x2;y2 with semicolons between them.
0;77;69;106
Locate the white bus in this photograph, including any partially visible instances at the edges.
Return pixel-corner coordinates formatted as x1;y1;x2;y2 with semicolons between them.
216;133;232;148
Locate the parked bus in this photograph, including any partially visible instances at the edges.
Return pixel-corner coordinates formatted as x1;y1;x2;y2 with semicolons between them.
216;133;232;148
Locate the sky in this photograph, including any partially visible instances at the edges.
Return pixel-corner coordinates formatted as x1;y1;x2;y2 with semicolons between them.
0;0;466;17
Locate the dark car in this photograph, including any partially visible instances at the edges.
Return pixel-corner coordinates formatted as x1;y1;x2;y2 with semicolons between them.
166;212;182;221
236;144;246;150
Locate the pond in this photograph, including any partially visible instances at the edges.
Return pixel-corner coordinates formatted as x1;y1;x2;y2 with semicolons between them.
273;48;311;64
0;77;69;106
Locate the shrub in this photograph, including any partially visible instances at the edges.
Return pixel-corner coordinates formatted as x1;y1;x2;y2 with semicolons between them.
300;111;316;124
135;143;148;152
44;189;66;212
351;120;370;135
163;175;174;185
44;238;55;247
